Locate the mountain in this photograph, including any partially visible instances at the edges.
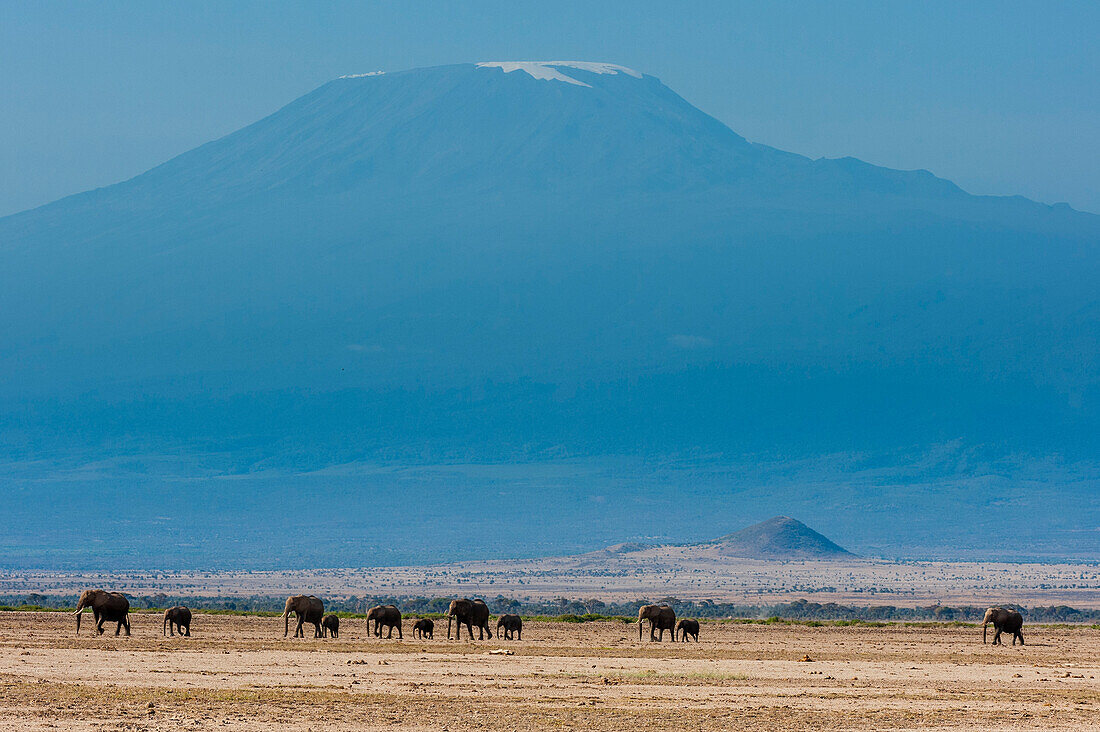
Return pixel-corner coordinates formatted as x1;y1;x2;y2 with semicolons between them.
0;61;1097;569
706;517;854;559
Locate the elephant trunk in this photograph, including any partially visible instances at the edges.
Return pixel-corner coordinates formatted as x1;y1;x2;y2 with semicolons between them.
982;621;988;644
283;609;290;637
447;613;453;640
163;611;169;637
638;617;643;640
73;598;86;634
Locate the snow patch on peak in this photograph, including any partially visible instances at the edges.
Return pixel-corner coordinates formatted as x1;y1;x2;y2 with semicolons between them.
339;71;385;79
476;61;642;87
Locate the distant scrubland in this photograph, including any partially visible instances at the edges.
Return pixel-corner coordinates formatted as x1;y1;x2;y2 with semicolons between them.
5;594;1099;624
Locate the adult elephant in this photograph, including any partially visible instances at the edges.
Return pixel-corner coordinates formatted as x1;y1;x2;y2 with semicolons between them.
73;589;130;636
638;604;676;642
447;598;492;640
163;606;192;637
983;607;1024;646
367;605;403;639
497;614;522;640
283;595;324;638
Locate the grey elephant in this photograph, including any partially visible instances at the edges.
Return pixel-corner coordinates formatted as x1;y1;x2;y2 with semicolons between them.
983;607;1024;646
283;595;325;638
412;618;434;639
447;598;492;640
321;614;340;638
638;604;676;642
73;589;130;636
677;618;700;642
163;606;192;637
366;605;402;638
497;613;523;640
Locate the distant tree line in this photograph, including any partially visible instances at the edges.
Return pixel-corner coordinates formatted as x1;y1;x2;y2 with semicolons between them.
5;593;1099;624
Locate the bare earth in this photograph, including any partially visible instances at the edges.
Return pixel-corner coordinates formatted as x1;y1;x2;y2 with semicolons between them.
1;612;1098;731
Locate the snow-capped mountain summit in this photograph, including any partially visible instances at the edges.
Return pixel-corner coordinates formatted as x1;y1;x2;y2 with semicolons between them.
475;61;643;86
0;62;1097;566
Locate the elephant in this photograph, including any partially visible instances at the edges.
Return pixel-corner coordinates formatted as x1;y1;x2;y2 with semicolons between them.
163;606;192;637
367;605;403;639
677;618;700;642
497;614;523;640
983;607;1024;646
412;618;434;639
73;589;130;636
638;604;676;642
321;614;340;638
283;595;325;638
447;598;492;640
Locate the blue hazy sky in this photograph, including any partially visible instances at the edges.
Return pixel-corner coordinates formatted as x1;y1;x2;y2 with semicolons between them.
1;1;1096;216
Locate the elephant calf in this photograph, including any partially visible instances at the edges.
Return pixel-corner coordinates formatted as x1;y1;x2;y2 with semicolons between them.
322;614;340;638
677;618;700;642
497;614;522;640
412;618;434;639
163;606;192;637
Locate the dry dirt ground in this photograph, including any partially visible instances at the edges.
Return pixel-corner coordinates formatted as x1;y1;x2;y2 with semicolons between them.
0;613;1098;730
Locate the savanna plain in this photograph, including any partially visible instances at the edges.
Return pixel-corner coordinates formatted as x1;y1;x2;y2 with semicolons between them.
1;611;1098;731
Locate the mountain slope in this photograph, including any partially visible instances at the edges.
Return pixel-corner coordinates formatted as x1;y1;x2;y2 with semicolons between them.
0;61;1097;566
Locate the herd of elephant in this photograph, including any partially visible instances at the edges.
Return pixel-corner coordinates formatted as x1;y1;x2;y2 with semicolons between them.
68;590;1027;646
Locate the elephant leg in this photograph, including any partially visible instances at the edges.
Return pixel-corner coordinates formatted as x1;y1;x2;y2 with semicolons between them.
185;625;190;637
